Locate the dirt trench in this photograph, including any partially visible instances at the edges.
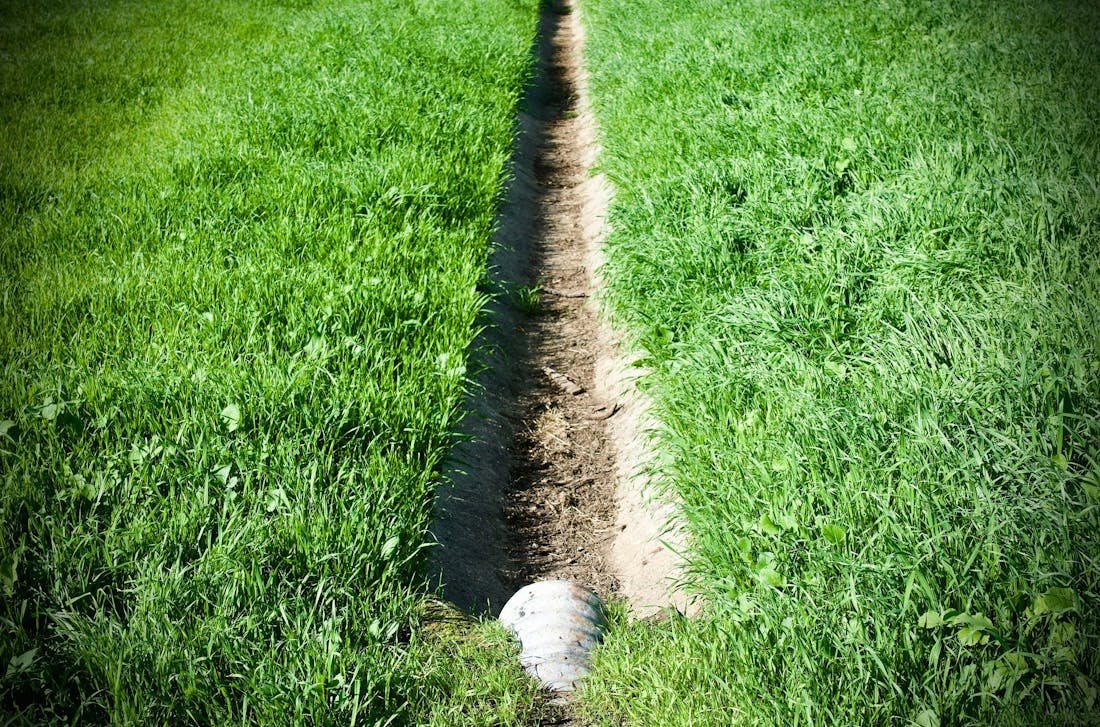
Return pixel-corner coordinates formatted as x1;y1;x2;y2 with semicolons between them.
427;0;689;622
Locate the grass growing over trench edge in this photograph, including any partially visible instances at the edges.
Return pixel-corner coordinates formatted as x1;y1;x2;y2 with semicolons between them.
0;0;551;722
577;0;1100;724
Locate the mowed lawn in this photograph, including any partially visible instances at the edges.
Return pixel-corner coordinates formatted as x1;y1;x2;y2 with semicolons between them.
580;0;1100;724
0;0;545;723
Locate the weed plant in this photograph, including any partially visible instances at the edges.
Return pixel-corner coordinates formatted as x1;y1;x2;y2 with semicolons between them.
510;284;544;316
580;0;1100;723
0;0;545;722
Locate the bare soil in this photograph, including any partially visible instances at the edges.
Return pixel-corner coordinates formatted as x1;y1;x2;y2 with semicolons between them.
499;0;621;599
427;0;690;624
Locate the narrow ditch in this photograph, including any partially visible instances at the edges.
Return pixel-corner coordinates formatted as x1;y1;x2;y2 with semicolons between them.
500;0;620;601
429;0;687;627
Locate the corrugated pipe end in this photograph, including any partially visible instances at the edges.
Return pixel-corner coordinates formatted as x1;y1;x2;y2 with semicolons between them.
499;580;606;693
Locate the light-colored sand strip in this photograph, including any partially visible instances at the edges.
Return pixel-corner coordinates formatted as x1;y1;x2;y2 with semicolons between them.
567;3;694;617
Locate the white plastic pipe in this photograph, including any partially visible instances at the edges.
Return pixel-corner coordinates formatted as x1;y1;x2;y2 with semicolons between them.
499;580;606;692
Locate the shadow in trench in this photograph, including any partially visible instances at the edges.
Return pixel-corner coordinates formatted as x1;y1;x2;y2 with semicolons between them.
425;0;569;617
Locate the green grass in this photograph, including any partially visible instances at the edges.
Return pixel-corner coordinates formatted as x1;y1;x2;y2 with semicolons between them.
578;0;1100;723
0;0;549;722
